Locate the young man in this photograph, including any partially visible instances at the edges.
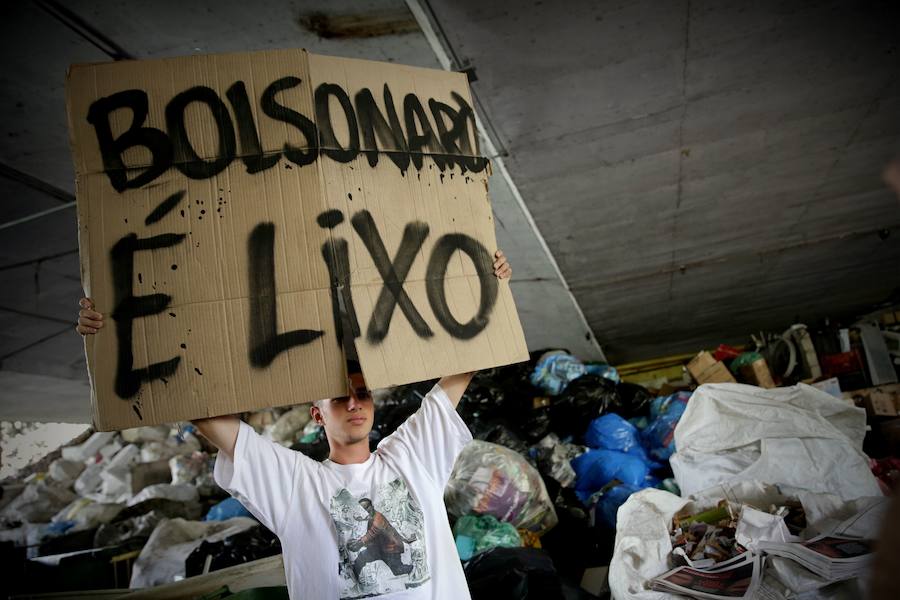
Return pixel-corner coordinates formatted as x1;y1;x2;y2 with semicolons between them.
77;250;513;599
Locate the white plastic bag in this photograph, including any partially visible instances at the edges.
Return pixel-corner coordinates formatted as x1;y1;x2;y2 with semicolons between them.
670;383;881;501
0;478;76;523
51;497;124;532
74;463;103;496
265;405;311;446
47;458;85;486
121;425;170;444
61;431;115;462
608;480;887;600
129;517;258;587
127;483;199;507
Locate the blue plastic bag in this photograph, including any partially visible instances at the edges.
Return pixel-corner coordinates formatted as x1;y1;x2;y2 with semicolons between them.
593;483;643;529
530;351;620;396
204;497;253;521
641;391;691;461
585;414;644;456
571;449;650;503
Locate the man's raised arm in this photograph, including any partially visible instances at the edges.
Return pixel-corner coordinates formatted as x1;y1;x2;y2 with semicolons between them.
77;297;240;459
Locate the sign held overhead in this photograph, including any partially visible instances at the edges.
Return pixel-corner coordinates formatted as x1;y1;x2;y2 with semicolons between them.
66;48;528;431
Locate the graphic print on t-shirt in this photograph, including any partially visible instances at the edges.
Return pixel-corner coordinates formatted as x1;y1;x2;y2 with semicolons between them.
330;478;430;598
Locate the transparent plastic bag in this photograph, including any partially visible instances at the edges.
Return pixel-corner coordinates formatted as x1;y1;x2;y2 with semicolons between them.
445;440;557;535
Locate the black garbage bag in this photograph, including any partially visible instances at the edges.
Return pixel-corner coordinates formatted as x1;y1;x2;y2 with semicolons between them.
458;376;515;425
95;510;166;547
548;375;618;442
291;435;330;462
185;525;281;578
611;381;654;418
475;423;531;456
463;547;564;600
459;363;550;446
117;497;205;521
368;381;431;447
519;407;552;443
540;493;615;579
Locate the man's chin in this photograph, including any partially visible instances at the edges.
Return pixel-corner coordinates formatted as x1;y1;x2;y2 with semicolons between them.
346;430;372;445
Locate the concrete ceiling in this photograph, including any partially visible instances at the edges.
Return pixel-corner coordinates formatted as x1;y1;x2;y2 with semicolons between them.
1;1;899;423
424;0;900;361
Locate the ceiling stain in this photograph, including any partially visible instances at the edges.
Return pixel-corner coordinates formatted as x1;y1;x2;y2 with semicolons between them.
299;10;419;39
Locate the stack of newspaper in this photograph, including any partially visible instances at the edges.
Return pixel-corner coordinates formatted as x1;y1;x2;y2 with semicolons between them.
757;534;873;581
650;552;764;599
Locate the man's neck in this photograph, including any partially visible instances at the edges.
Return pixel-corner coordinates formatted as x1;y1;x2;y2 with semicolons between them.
327;438;372;465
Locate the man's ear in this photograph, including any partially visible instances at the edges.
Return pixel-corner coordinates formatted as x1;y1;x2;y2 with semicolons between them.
310;404;324;425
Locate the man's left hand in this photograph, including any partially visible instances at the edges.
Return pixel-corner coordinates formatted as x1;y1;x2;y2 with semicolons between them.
493;249;512;280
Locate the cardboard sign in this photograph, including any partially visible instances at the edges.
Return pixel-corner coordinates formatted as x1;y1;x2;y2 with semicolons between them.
66;49;528;431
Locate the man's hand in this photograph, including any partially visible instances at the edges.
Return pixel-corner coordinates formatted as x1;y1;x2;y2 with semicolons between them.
493;249;511;280
76;298;103;335
75;297;240;458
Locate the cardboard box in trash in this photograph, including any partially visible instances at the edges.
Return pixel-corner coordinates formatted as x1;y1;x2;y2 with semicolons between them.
849;384;900;417
686;351;736;385
739;358;775;389
66;48;528;430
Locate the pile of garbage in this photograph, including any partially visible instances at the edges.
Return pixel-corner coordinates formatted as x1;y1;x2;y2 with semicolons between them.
0;412;317;595
10;348;835;598
609;380;888;600
378;349;698;597
611;481;886;600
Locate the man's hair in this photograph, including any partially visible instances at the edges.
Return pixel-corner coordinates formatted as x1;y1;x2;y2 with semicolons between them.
311;360;363;409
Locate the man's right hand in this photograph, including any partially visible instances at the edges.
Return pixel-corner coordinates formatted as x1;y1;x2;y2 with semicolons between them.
76;298;103;335
74;296;239;457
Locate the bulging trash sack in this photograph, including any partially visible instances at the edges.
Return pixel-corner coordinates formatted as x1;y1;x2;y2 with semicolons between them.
47;458;85;486
640;392;691;461
530;350;619;396
571;449;651;504
121;425;170;444
51;497;124;532
608;480;888;600
530;433;584;488
585;413;649;461
453;514;522;560
266;405;312;446
185;524;281;578
94;510;166;547
169;452;210;486
204;497;253;521
129;516;259;587
1;477;77;523
463;547;565;600
610;382;654;419
445;440;558;535
548;375;619;441
127;483;199;507
61;431;115;462
74;463;103;496
670;383;882;500
593;483;645;529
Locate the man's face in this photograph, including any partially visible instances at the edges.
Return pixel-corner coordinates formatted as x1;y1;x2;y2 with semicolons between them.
311;372;374;445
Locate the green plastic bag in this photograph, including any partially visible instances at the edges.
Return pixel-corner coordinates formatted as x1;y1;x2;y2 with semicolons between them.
453;514;521;560
729;351;764;374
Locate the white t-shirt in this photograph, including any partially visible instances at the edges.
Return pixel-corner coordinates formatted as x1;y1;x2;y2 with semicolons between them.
214;383;473;599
